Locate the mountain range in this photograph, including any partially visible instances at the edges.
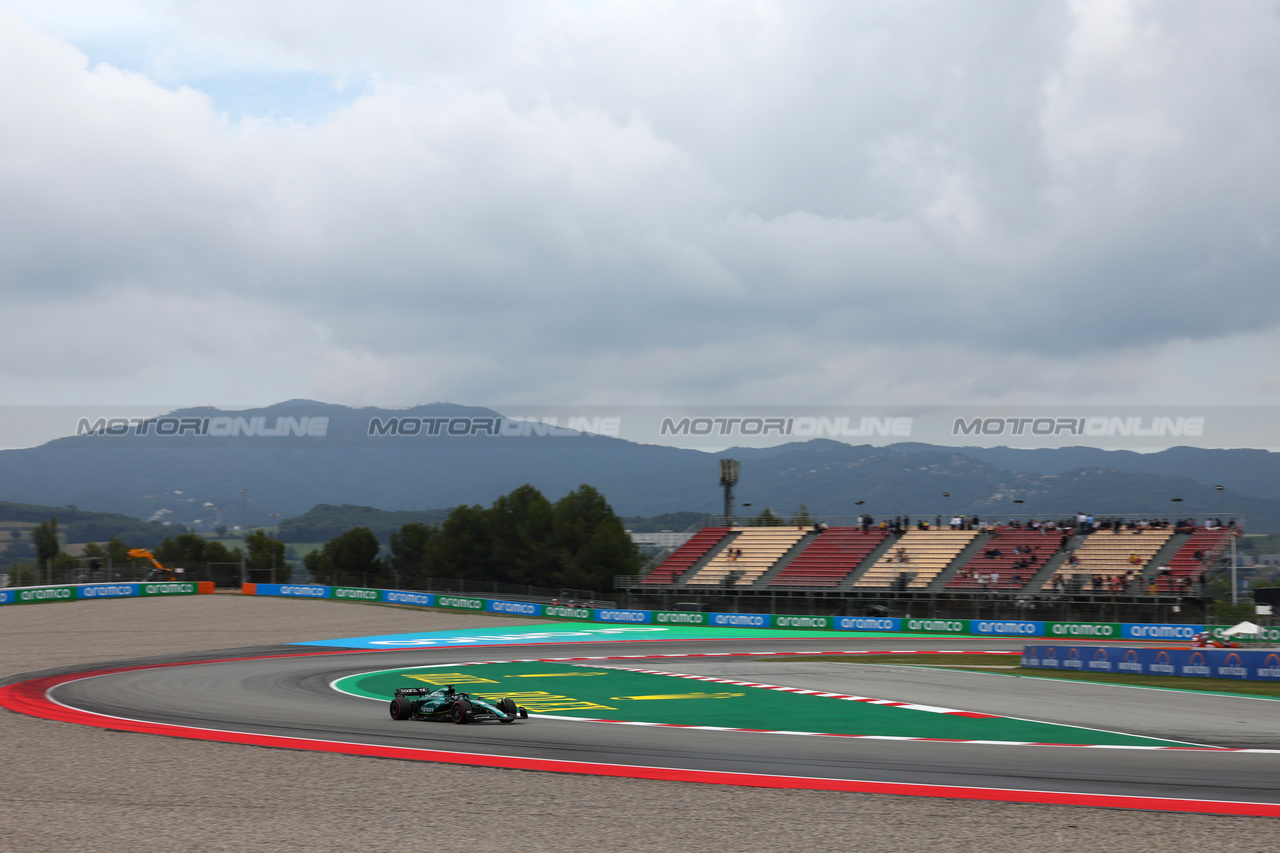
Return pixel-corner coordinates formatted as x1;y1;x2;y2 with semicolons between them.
1;401;1277;533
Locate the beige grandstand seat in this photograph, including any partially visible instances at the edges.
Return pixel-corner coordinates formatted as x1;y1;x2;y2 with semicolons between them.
684;527;808;586
1051;528;1174;586
853;529;978;588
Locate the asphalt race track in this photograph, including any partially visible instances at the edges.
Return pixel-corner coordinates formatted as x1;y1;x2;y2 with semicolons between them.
22;636;1280;813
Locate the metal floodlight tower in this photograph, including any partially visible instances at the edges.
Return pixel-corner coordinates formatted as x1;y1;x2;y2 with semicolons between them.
240;488;248;587
719;459;740;522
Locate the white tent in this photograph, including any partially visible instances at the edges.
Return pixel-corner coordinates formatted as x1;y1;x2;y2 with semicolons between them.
1221;621;1261;637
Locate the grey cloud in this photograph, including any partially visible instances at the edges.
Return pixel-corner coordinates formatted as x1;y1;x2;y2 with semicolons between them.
1;2;1279;408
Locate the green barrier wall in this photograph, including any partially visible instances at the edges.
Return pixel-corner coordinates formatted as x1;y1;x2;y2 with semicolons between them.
436;595;486;611
771;615;832;630
652;610;708;625
900;618;970;635
239;583;1263;644
0;582;206;605
333;586;382;602
9;585;77;604
1044;621;1122;639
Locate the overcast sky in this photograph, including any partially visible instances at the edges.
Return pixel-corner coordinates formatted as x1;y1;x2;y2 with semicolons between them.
2;1;1279;416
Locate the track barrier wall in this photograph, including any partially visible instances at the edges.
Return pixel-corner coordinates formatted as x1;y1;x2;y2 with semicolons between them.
1022;645;1280;682
237;583;1280;644
0;581;214;605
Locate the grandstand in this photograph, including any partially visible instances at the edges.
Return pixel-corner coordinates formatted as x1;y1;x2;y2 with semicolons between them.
1045;527;1175;590
852;529;980;589
769;527;890;587
623;513;1238;624
947;527;1063;591
641;526;731;585
1158;528;1235;592
684;527;808;586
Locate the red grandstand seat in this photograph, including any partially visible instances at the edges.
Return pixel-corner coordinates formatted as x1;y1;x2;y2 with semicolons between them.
641;527;731;584
769;528;889;587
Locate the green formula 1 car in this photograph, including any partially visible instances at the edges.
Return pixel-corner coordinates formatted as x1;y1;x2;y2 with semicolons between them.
388;685;530;724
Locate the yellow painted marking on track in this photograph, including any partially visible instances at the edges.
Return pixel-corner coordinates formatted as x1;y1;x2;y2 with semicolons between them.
495;690;616;712
403;673;499;685
612;692;746;701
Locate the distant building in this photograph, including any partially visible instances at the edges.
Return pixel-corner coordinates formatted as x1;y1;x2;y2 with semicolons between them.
628;530;694;549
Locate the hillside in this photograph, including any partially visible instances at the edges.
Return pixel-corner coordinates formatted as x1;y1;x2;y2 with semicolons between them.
0;402;1277;532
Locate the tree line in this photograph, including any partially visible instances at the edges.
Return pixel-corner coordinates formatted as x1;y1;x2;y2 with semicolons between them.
4;518;289;586
303;484;640;592
5;483;636;592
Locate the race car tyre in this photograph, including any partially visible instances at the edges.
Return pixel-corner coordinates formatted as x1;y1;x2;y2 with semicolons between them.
451;699;472;724
389;697;413;721
498;697;518;722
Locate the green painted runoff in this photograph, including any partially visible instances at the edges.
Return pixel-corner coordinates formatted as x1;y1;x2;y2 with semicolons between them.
336;660;1197;747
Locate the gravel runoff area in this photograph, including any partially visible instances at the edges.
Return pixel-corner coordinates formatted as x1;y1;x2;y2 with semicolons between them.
1;594;1277;853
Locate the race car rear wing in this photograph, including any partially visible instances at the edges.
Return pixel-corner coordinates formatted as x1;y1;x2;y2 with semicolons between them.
393;687;436;696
